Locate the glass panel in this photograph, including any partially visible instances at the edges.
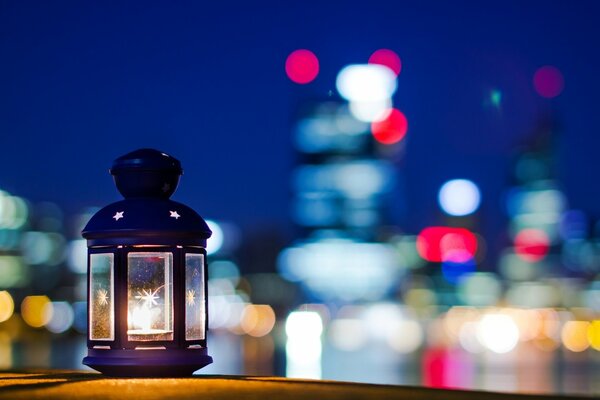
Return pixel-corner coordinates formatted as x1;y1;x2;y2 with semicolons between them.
185;253;206;340
127;252;173;341
89;253;114;341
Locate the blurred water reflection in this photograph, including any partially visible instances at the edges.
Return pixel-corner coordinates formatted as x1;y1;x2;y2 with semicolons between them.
1;326;599;396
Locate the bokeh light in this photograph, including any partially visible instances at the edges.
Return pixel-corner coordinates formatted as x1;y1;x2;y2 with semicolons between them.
0;229;20;251
416;227;477;263
404;289;437;311
441;258;476;284
444;307;480;340
240;304;276;338
363;303;404;341
533;65;564;98
0;291;14;323
67;239;88;274
508;308;541;341
329;318;367;351
459;321;484;353
0;191;28;229
21;295;52;328
285;49;319;84
458;273;502;307
20;231;66;266
387;319;423;353
336;64;397;103
476;313;519;354
438;179;481;216
206;220;224;255
370;108;408;145
393;235;426;270
286;311;323;379
587;320;600;351
440;232;477;263
208;260;241;285
368;49;402;76
514;228;550;262
489;89;502;108
506;187;565;217
531;308;561;352
45;301;74;334
498;251;539;281
561;321;590;352
0;255;28;288
208;279;246;330
349;98;392;123
286;311;323;339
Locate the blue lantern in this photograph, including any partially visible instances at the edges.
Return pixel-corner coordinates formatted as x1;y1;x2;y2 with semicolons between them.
82;149;213;376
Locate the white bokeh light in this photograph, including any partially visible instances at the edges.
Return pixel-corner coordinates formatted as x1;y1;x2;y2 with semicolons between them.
336;64;397;103
476;313;519;354
67;239;88;274
285;311;323;339
206;220;224;255
45;301;74;334
348;99;392;122
285;311;323;379
438;179;481;216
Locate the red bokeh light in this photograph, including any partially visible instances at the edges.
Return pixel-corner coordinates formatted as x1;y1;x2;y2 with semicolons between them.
422;348;447;389
371;108;408;145
285;49;319;84
533;66;564;98
416;226;478;262
423;348;473;389
368;49;402;76
514;228;550;262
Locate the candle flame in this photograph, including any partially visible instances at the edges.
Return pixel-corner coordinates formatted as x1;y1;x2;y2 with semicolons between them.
131;305;152;331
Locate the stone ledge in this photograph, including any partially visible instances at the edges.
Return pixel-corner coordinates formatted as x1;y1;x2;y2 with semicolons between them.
0;371;591;400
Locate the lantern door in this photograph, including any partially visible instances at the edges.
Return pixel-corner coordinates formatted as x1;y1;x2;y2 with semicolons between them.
184;252;207;342
88;252;115;343
126;251;174;342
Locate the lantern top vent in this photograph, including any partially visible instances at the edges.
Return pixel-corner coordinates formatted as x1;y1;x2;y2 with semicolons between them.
110;148;183;199
83;148;211;247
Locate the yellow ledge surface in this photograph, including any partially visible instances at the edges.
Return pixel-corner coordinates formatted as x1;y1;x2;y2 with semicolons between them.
0;371;592;400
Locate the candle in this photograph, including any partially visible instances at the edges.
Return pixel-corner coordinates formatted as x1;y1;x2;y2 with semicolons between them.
131;305;152;332
127;287;173;341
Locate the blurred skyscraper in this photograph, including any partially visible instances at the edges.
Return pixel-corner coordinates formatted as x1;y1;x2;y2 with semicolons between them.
278;100;405;303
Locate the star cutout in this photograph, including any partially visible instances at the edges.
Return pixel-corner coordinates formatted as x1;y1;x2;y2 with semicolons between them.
113;211;124;221
169;210;181;219
186;289;196;306
135;288;160;308
161;183;171;193
96;288;109;306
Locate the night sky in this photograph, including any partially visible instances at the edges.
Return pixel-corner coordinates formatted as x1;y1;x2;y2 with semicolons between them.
1;1;599;245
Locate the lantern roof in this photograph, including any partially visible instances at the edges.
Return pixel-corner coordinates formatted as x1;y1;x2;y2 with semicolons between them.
111;148;182;174
83;149;212;247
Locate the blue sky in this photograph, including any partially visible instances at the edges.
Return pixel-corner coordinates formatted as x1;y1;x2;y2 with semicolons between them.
1;1;599;243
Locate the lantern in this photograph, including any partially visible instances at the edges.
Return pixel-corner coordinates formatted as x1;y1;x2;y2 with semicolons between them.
82;149;213;376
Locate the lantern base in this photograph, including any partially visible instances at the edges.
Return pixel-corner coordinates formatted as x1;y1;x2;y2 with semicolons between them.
83;347;213;377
